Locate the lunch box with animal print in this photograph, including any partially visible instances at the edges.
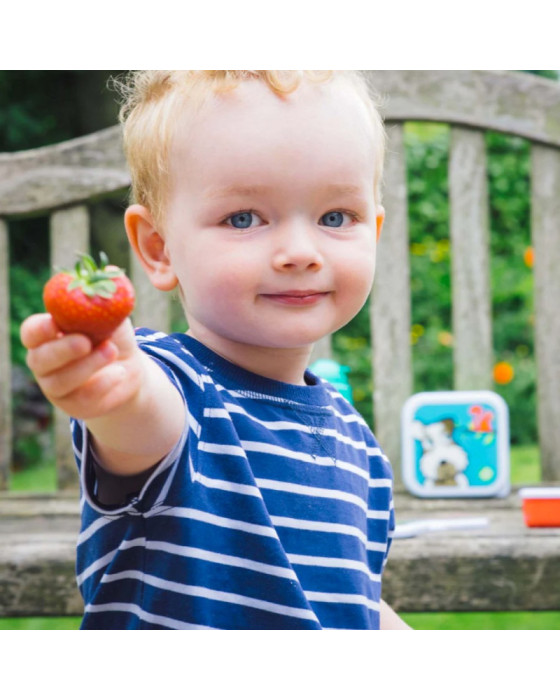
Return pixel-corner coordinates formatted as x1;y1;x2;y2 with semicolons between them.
401;391;510;498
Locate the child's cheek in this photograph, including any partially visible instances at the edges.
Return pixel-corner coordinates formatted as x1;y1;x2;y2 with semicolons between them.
341;247;377;309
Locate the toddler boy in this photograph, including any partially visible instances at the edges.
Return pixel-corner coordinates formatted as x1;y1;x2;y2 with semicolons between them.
21;70;409;629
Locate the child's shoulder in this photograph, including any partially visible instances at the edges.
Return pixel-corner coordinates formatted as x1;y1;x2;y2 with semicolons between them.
134;327;202;368
134;327;211;394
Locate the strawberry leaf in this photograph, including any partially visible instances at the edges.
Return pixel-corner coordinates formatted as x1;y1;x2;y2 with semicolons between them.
66;252;121;298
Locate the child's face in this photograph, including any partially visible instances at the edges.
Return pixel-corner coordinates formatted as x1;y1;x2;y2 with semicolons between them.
162;79;383;361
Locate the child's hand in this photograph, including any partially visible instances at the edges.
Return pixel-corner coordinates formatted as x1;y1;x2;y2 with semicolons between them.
20;313;144;421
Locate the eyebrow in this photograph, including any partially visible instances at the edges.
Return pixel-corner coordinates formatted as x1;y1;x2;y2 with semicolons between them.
206;185;272;200
206;183;364;200
321;184;364;197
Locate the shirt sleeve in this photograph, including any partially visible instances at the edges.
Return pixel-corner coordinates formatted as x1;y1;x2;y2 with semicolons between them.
70;330;190;516
383;493;396;571
366;448;395;576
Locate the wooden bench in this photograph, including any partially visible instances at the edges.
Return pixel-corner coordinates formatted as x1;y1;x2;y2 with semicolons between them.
1;490;559;617
1;71;559;618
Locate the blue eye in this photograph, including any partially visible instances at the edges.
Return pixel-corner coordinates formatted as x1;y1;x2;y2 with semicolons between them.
227;211;261;229
320;211;349;227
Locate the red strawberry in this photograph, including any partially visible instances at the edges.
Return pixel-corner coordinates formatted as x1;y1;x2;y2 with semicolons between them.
43;252;135;346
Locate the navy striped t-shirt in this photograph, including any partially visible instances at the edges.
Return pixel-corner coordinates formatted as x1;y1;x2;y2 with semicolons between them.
72;330;395;629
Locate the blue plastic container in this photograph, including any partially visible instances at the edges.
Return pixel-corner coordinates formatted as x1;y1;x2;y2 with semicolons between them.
309;358;353;404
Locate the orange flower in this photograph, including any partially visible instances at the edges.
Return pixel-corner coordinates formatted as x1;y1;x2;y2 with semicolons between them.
524;247;534;268
437;330;453;347
493;361;514;385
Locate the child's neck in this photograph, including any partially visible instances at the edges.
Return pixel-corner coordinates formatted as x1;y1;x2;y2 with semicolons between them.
186;329;313;385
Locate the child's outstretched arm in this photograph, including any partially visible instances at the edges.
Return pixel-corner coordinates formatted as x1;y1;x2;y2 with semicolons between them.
20;313;185;476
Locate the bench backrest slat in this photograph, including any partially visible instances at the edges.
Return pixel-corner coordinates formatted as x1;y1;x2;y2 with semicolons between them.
0;218;11;489
531;144;560;482
49;206;90;489
129;248;171;334
370;123;412;484
449;127;493;392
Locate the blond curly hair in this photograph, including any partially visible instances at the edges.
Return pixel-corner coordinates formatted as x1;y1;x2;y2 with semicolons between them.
112;70;385;228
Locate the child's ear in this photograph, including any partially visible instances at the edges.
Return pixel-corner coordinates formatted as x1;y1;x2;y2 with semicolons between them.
124;205;178;292
376;206;385;242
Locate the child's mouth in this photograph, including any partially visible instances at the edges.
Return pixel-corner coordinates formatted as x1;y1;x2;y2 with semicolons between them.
261;290;329;306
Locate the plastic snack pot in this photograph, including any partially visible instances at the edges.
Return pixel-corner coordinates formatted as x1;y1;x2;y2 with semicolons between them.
519;487;560;527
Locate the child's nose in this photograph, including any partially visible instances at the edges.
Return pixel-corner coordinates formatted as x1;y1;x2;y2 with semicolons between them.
271;225;324;272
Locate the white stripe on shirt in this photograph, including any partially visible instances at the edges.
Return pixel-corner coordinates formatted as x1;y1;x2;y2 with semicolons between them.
102;570;320;622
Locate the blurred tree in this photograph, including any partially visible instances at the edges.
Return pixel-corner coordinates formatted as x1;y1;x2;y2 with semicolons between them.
0;71;120;151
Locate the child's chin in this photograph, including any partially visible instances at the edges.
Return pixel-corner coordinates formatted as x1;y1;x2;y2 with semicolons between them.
266;334;327;349
227;321;335;349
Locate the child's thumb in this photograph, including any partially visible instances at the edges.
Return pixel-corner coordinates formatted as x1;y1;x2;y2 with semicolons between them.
109;317;138;357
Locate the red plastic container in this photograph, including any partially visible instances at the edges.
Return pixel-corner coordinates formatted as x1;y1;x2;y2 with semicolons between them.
519;488;560;527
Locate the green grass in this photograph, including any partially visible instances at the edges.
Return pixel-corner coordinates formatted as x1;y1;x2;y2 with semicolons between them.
0;617;81;630
9;457;57;492
402;611;560;630
509;443;541;483
0;611;558;630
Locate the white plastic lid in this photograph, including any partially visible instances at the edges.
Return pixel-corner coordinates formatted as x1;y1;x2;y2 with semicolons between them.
518;487;560;500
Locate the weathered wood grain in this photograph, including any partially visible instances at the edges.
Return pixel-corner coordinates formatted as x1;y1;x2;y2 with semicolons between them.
0;496;82;617
384;533;560;612
0;219;11;490
366;70;560;146
2;493;559;617
0;126;128;216
531;144;560;482
383;492;560;612
50;206;90;490
0;538;84;617
129;249;171;334
449;127;493;390
371;124;412;486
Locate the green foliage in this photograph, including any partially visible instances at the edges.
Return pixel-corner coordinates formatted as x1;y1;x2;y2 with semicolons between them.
405;123;454;397
9;258;50;367
0;71;79;151
332;305;373;425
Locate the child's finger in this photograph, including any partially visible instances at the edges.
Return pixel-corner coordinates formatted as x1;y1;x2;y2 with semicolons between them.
20;313;61;349
37;341;119;401
61;361;130;419
106;317;138;357
25;332;93;378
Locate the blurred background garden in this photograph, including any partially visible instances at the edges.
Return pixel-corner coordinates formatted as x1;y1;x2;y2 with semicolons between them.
1;70;558;629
